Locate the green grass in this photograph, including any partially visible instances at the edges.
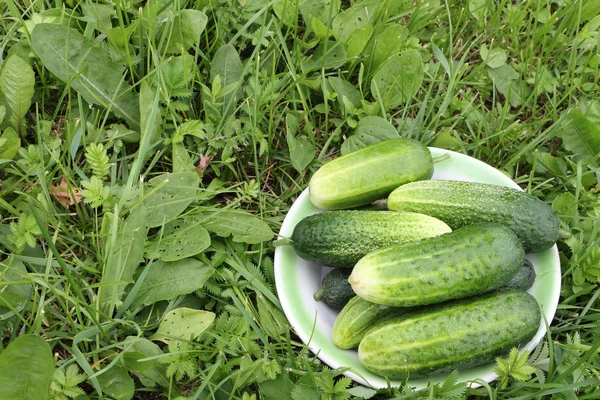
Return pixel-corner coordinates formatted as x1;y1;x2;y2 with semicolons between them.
0;0;599;399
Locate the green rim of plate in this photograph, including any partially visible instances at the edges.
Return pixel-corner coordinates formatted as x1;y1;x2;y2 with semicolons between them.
274;147;561;389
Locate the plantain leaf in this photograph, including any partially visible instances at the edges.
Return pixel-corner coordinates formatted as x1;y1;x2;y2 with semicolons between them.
99;206;148;311
332;2;376;43
142;172;200;227
0;126;21;161
286;113;315;173
211;44;243;115
97;366;134;400
193;208;274;244
122;337;171;389
0;257;31;310
341;116;398;155
487;64;528;107
164;9;207;54
371;50;424;110
31;24;140;130
172;142;195;173
363;24;409;75
558;107;600;167
0;55;35;131
145;216;211;261
150;308;215;342
0;335;54;400
133;259;213;306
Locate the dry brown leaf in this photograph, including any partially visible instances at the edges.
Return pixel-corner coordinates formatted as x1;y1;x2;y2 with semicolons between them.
50;177;83;207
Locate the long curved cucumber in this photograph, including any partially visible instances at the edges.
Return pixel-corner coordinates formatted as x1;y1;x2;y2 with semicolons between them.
349;223;524;306
358;290;541;378
387;180;560;253
309;138;433;210
291;210;451;268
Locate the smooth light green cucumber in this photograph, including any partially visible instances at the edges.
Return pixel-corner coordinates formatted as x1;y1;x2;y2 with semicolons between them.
309;138;433;210
313;268;354;309
387;180;560;253
349;223;524;306
358;290;541;378
332;296;408;349
291;211;451;268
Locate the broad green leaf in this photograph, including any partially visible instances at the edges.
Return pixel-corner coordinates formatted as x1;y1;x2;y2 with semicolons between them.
347;386;377;399
143;172;200;227
194;208;274;244
0;335;54;400
430;129;465;150
99;206;148;310
133;259;213;306
301;40;347;72
328;77;362;110
164;9;208;54
300;0;341;26
81;2;115;34
259;373;295;400
172;142;196;173
538;152;568;176
0;105;5;125
0;126;21;160
31;24;140;130
0;257;31;309
345;24;373;58
107;22;138;49
481;45;507;68
97;366;134;400
145;216;211;261
273;0;303;27
552;192;578;219
0;55;35;131
286;113;315;172
311;17;332;39
291;374;320;400
365;24;409;74
558;107;600;167
150;307;216;342
487;64;525;107
211;44;243;114
332;2;377;43
341;116;398;155
371;49;424;110
469;0;488;20
122;337;171;389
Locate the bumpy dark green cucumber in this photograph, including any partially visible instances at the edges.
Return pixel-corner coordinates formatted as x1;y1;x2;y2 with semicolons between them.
358;290;541;378
503;259;536;291
291;211;451;268
313;268;355;309
332;296;408;349
349;223;524;306
309;138;433;210
387;180;560;253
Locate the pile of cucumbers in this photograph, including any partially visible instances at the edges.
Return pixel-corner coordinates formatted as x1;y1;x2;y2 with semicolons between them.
288;138;560;379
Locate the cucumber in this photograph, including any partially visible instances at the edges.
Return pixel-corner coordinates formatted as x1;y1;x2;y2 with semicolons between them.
387;180;560;253
358;290;541;378
313;268;354;309
309;138;433;210
503;259;536;291
291;211;451;268
332;296;408;349
349;223;524;307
